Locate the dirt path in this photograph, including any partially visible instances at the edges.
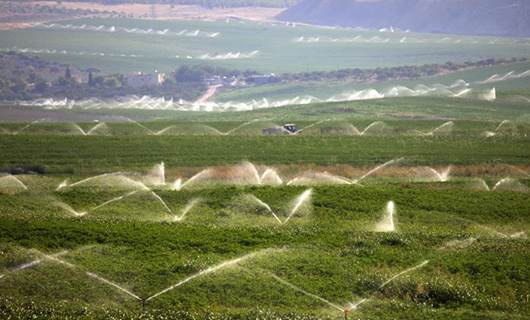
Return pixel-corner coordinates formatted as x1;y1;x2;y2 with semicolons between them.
195;85;222;104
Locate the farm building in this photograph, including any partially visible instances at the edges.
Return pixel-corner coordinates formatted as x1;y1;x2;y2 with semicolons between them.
246;73;280;85
126;70;165;88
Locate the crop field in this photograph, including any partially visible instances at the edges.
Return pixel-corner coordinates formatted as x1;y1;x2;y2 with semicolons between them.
3;88;530;122
1;160;529;319
216;61;530;103
1;13;529;318
1;134;530;172
1;112;529;320
2;17;530;73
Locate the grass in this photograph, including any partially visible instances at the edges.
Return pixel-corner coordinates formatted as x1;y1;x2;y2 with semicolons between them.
1;17;530;73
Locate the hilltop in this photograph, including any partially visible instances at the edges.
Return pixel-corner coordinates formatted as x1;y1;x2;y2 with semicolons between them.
278;0;530;37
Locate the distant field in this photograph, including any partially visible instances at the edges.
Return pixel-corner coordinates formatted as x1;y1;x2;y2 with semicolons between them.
216;61;530;103
2;92;530;122
1;17;530;73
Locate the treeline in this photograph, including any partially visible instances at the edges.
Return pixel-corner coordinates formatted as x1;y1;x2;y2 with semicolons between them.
281;57;529;82
0;2;103;20
0;52;216;101
2;51;528;102
0;52;261;101
174;64;256;81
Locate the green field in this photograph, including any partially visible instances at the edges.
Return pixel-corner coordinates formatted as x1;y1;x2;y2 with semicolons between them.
1;115;529;319
2;17;530;73
2;84;530;122
216;61;530;103
1;134;530;172
1;13;530;320
1;170;529;319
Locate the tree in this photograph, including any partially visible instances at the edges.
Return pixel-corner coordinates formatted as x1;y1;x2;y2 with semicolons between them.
174;65;204;83
65;66;72;79
34;79;49;93
88;72;94;87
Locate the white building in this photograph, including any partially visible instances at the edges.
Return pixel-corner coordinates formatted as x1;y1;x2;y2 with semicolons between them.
126;70;165;88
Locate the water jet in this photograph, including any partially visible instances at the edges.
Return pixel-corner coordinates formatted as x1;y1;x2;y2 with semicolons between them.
374;201;396;232
283;188;312;224
353;158;404;184
243;194;282;224
145;162;165;186
379;260;429;289
173;198;201;222
145;248;274;302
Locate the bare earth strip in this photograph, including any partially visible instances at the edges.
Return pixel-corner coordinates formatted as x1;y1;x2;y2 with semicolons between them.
29;1;284;21
195;85;223;104
0;1;284;30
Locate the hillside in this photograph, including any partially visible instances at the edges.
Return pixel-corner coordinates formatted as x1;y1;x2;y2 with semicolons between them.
278;0;530;37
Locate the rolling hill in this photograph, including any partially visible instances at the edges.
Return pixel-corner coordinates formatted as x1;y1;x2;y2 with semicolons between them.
278;0;530;37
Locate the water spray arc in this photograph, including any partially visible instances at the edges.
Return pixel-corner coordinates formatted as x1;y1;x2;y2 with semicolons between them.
172;169;213;190
173;162;285;189
86;271;142;301
294;119;331;135
378;260;429;289
145;248;274;302
244;188;312;224
285;158;403;186
56;201;88;217
56;172;174;216
56;172;124;190
266;271;344;312
422;121;454;136
0;250;69;280
283;188;313;225
91;191;139;211
483;120;512;137
354;158;404;184
265;260;429;317
359;121;386;135
173;198;202;222
0;175;29;193
245;194;283;224
469;177;529;192
415;166;451;182
11;118;46;135
69;122;108;136
430;166;451;182
42;254;142;301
